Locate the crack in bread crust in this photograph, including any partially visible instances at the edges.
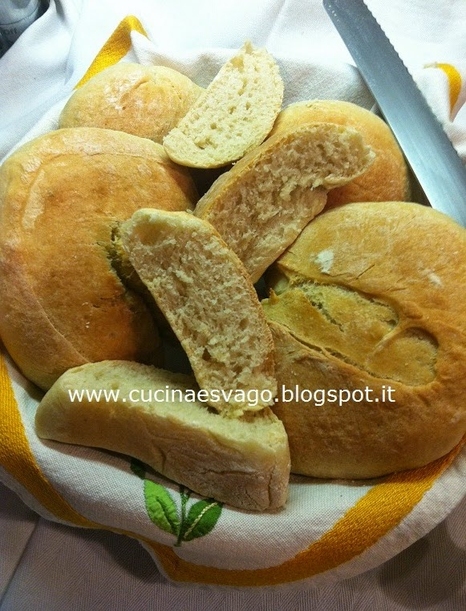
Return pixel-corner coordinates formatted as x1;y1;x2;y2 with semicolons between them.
263;280;438;386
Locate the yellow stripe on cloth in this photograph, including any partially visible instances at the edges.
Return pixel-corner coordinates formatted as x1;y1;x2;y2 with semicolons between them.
145;439;465;587
431;62;462;114
75;15;148;89
0;351;101;527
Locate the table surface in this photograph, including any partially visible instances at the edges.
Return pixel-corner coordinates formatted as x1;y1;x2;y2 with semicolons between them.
1;482;465;611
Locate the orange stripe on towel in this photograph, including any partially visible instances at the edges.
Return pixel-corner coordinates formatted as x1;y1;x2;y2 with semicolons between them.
0;350;100;527
433;62;462;113
75;15;148;88
144;439;465;587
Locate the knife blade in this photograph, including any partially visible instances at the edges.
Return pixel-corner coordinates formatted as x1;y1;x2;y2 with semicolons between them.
323;0;466;227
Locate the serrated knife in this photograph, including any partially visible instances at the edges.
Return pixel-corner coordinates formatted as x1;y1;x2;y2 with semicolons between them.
323;0;466;227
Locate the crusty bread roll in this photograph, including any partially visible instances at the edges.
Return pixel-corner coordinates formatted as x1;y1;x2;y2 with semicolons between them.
34;360;290;511
120;208;276;417
262;201;466;479
0;127;198;390
195;122;374;283
59;62;203;144
163;41;284;168
270;99;411;206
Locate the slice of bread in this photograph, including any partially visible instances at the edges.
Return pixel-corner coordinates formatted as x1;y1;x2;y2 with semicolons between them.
119;209;277;417
35;360;290;511
270;99;411;206
195;122;375;283
162;42;284;168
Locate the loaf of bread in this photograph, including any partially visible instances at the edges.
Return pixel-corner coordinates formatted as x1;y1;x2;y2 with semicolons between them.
35;360;290;511
0;127;198;390
119;208;277;417
59;62;203;143
195;122;374;283
163;42;284;168
270;99;411;207
262;201;466;479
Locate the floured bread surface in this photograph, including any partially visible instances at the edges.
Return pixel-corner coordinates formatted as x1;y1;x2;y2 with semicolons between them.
59;62;203;143
120;209;277;417
35;360;290;511
195;122;374;283
163;42;284;168
0;127;198;390
271;99;410;206
263;201;466;478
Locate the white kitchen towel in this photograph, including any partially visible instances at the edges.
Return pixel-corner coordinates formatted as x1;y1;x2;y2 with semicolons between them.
2;342;466;590
2;0;466;161
1;0;466;590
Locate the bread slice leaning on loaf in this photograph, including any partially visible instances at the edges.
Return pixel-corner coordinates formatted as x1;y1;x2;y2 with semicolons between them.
163;41;284;168
119;209;277;417
195;122;375;283
35;360;290;512
270;99;411;206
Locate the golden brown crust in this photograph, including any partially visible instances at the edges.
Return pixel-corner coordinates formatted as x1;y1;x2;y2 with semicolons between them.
0;128;198;390
263;202;466;478
59;63;203;143
270;99;411;206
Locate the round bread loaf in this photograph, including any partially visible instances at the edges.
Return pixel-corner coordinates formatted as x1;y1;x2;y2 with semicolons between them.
262;201;466;479
0;127;198;390
270;99;411;207
59;62;203;143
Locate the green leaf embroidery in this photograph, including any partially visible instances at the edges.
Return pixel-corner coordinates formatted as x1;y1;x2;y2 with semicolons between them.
144;480;181;536
180;499;223;542
131;459;223;546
